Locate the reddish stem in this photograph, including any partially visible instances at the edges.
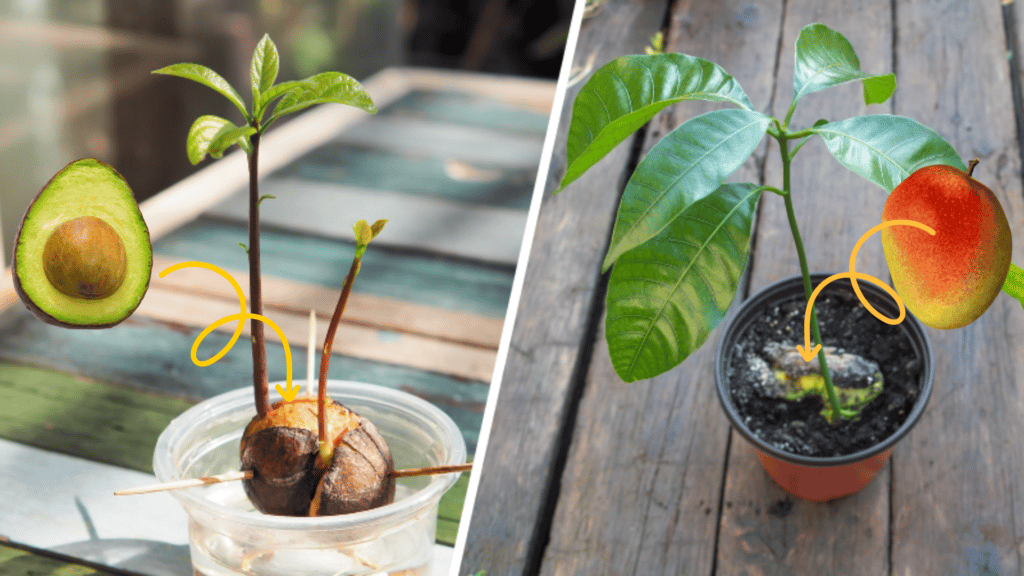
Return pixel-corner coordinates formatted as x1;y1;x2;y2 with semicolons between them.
248;132;268;417
317;257;361;444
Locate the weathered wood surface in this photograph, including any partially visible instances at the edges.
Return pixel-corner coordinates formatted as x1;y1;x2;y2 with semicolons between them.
537;1;782;575
155;217;516;318
459;1;670;574
149;255;504;349
460;1;1024;575
891;1;1024;574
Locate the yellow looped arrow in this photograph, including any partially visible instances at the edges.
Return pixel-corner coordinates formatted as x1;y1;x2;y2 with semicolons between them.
159;261;297;401
795;219;935;362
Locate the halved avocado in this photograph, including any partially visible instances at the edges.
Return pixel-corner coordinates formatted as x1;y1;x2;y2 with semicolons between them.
12;158;152;328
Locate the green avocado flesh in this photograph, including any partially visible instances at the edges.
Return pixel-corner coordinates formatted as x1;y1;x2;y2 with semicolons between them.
13;159;152;328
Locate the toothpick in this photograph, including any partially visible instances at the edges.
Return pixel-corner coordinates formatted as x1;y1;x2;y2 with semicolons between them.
114;470;252;496
114;463;473;495
389;462;473;478
306;309;316;398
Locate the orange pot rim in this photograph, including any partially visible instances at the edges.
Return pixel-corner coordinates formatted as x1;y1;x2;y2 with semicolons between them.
714;273;935;468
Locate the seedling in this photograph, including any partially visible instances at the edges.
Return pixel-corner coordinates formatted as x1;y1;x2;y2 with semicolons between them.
153;33;377;419
154;36;464;516
559;23;1023;424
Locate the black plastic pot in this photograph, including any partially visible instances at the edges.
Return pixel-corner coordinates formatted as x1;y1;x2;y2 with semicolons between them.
714;273;935;501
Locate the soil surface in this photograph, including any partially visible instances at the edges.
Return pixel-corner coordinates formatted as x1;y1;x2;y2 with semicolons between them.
725;285;925;458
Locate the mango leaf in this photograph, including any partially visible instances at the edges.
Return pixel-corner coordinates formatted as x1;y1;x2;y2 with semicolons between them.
603;108;771;270
605;183;762;382
812;115;966;191
250;34;280;106
268;72;377;125
793;24;895;106
559;53;755;192
186;115;256;164
153;63;249;121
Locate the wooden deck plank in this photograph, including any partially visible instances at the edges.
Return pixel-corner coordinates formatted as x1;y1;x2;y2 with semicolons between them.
0;439;190;549
458;1;671;575
388;89;552;135
154;217;515;318
136;284;496;383
203;177;529;265
715;2;896;574
0;311;488;454
536;2;783;575
891;1;1024;573
0;542;125;576
268;143;536;209
0;364;193;473
334;116;545;169
150;255;503;350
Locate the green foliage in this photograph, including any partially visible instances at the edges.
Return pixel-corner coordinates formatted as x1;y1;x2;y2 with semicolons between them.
154;34;376;163
792;24;896;106
354;218;388;258
268;71;378;125
186;116;255;164
153;62;250;121
602;109;770;270
250;34;280;105
606;183;762;381
811;115;966;191
559;23;964;384
558;53;754;192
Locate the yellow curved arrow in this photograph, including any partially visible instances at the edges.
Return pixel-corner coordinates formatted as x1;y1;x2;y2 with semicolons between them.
159;261;297;401
795;219;935;362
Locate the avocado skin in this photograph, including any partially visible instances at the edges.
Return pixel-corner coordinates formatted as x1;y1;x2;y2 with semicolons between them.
12;158;152;329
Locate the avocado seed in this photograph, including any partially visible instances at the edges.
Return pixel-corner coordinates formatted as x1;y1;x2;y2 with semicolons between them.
308;416;395;516
239;398;395;516
42;216;126;299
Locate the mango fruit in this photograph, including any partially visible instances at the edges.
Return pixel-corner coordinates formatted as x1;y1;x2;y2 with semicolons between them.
881;160;1011;329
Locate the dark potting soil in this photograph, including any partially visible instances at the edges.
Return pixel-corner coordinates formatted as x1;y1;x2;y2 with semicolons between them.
725;285;924;458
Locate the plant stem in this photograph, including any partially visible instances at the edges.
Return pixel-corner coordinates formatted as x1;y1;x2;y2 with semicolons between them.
317;255;362;452
248;132;269;417
777;132;848;424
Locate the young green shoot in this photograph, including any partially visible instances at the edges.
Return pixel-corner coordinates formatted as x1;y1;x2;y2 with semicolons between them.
315;219;387;469
153;34;377;417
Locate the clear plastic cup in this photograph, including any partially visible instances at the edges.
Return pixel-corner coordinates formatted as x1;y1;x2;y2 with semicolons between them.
153;380;466;576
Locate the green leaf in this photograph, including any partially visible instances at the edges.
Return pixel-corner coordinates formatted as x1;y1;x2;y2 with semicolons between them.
257;194;275;207
353;218;387;257
353;219;374;247
603;108;771;270
255;80;306;121
250;34;280;107
793;24;896;106
186;115;255;164
559;53;755;192
153;63;249;121
1002;263;1024;310
812;114;966;191
605;183;762;382
268;72;377;126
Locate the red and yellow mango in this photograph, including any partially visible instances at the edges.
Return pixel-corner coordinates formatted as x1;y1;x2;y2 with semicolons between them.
881;161;1011;329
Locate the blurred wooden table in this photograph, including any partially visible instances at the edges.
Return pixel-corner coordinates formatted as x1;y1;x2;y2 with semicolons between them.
461;1;1024;575
0;67;554;576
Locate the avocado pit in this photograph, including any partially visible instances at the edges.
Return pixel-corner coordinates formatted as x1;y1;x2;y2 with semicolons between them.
42;215;127;300
239;397;395;516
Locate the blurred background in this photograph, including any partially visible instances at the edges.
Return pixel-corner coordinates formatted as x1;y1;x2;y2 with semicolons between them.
0;0;574;262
